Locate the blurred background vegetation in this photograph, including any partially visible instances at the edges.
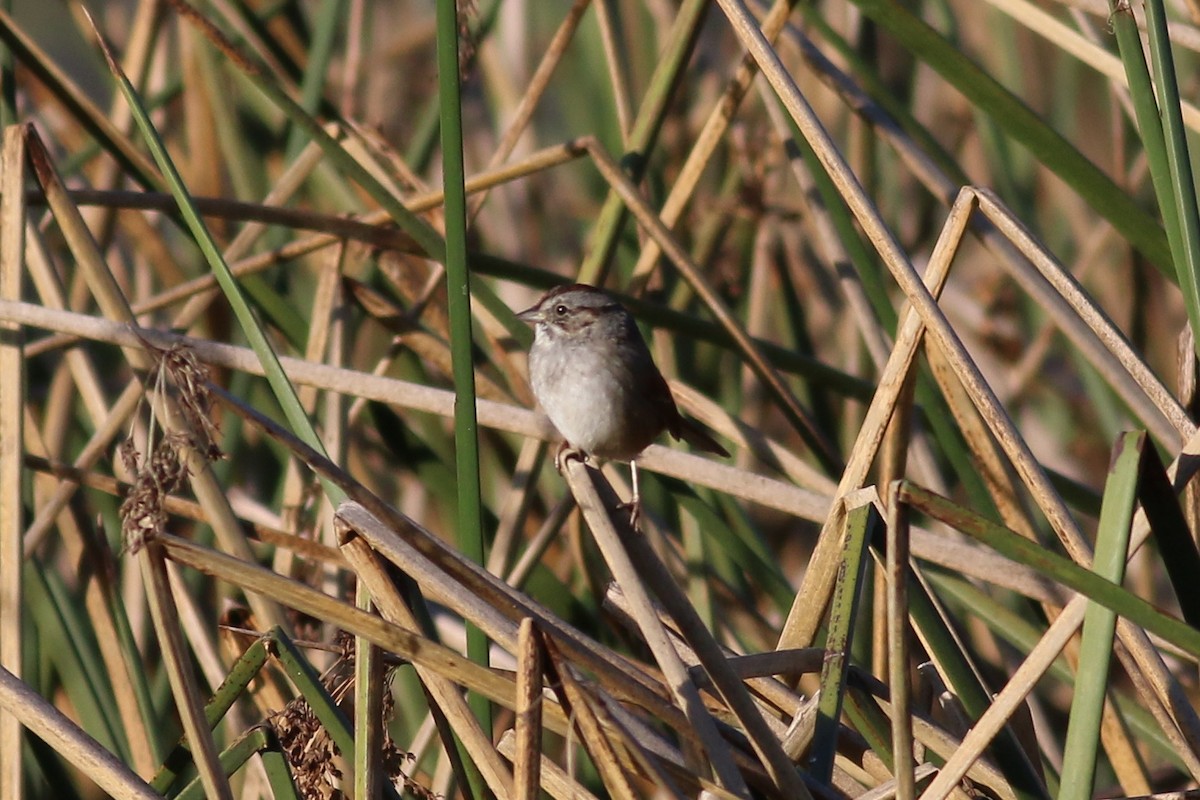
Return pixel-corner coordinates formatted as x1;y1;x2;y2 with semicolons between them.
3;0;1200;797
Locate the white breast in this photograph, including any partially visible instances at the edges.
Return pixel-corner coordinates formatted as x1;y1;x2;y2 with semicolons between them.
527;331;651;460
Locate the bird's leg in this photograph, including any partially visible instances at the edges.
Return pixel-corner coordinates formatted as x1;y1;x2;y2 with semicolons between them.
625;460;642;530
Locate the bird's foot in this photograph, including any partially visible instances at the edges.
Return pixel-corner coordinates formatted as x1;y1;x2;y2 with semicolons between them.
617;498;642;530
554;442;587;472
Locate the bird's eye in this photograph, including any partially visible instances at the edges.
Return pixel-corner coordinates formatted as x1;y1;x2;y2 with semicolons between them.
554;304;568;316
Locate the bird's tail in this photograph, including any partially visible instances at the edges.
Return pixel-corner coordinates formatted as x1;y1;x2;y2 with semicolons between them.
675;416;730;458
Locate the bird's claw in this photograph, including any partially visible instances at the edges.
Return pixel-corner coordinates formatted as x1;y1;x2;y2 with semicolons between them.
554;442;587;472
617;499;642;530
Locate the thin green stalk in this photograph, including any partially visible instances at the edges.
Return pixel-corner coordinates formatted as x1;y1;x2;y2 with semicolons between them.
1059;431;1141;799
578;0;711;284
849;0;1173;276
174;729;273;800
1142;0;1200;358
436;2;490;797
1107;2;1183;276
259;741;301;800
899;482;1200;659
284;0;344;160
809;500;876;783
167;0;445;261
1135;436;1200;628
899;561;1048;798
92;16;344;503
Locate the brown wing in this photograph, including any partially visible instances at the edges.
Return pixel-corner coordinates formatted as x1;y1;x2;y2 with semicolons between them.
652;372;728;456
647;365;684;441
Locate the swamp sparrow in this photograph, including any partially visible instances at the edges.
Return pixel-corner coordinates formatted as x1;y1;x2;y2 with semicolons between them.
518;283;728;525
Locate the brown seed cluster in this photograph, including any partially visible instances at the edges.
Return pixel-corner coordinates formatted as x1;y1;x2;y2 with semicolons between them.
118;341;222;552
272;690;343;799
271;632;437;799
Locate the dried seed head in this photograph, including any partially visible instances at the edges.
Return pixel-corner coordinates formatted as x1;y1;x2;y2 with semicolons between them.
269;634;434;799
118;342;224;553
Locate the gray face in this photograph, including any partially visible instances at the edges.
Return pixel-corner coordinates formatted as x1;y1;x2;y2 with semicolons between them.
518;284;625;342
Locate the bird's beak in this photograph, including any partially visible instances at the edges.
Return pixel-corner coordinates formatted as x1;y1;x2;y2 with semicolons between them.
516;305;542;324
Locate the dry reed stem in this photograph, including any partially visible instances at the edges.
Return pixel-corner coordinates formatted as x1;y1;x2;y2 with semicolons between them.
602;592;784;740
20;421;157;776
166;524;718;791
905;416;1200;786
777;187;969;650
160;533;527;709
334;498;721;764
139;543;234;800
166;561;253;710
857;765;940;800
26;126;288;630
750;30;1200;738
917;598;1084;800
214;393;699;727
278;242;345;560
22;138;324;566
539;631;641;799
788;19;1184;445
604;584;804;732
976;191;1192;441
561;458;751;795
986;0;1200;132
0;298;828;517
0;123;25;800
503;494;576;589
24;219;115;429
885;485;915;800
9;1;1200;796
486;437;548;577
23;137;586;360
597;498;816;796
22;382;144;556
864;696;1016;800
564;458;826;798
0;11;163;186
467;0;591;221
76;0;159;269
336;501;521;655
497;729;601;800
922;337;1042;542
336;517;515;799
1110;631;1200;781
628;0;797;291
592;689;697;797
0;665;161;800
671;365;839;494
513;618;544;800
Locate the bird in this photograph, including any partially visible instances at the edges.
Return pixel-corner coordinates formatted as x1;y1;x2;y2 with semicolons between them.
518;283;728;526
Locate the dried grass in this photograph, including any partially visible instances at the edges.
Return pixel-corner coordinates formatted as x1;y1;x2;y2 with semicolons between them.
1;1;1199;798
